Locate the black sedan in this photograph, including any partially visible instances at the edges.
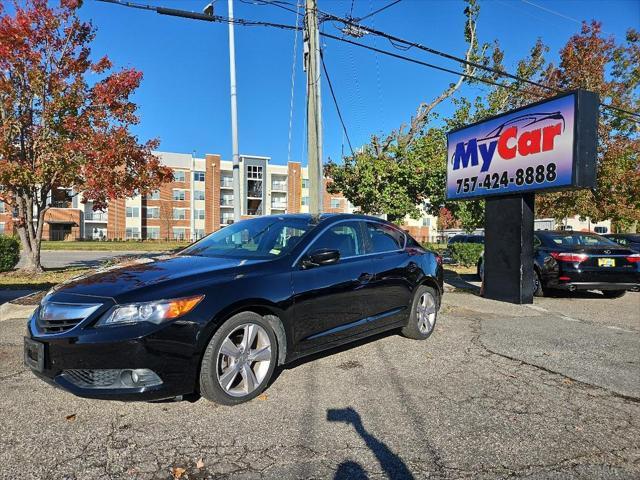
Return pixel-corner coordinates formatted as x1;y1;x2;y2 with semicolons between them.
604;234;640;253
533;231;639;297
24;214;443;405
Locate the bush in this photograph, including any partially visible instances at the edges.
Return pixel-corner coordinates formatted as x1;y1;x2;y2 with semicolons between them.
423;242;447;255
0;236;20;272
449;242;484;267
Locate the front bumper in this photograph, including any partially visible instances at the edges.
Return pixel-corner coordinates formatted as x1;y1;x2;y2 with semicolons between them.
26;309;204;401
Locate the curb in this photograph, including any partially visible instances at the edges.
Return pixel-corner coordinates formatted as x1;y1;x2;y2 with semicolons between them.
0;302;36;322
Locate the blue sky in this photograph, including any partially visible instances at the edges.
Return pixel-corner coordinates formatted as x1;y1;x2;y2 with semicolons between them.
77;0;639;165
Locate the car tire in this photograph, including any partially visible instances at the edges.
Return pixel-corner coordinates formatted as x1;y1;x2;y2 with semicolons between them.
533;269;545;297
602;290;626;299
401;285;439;340
199;312;278;406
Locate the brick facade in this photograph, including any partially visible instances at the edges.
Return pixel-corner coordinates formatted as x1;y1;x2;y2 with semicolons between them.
205;154;221;233
287;162;302;214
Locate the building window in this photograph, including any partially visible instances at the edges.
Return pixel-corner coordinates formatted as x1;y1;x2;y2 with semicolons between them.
422;217;431;227
221;195;233;206
330;198;341;209
172;189;186;201
194;190;205;201
126;207;139;218
193;171;205;182
0;223;4;235
221;213;233;225
302;178;310;189
221;175;233;188
147;190;160;200
247;165;263;179
146;226;160;240
173;170;186;182
195;228;205;240
173;227;186;240
146;207;160;219
302;196;309;206
194;209;205;220
173;208;187;220
125;227;140;239
0;203;5;213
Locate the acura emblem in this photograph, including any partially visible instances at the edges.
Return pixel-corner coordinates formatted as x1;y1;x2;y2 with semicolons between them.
604;250;611;254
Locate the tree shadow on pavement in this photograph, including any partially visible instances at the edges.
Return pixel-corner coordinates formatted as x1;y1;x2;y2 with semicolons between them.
328;407;414;480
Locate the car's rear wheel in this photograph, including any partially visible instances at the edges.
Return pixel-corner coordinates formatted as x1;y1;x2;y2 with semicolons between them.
401;285;438;340
199;312;277;405
602;290;626;299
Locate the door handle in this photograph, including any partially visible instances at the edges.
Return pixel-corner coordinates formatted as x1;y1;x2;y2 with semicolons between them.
358;273;373;283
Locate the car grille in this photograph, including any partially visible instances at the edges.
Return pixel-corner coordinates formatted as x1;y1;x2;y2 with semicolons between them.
62;369;121;387
36;302;102;334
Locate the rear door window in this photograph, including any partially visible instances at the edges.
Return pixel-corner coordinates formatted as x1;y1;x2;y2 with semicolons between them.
365;222;406;254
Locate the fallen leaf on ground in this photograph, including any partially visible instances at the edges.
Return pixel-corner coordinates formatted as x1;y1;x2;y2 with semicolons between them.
65;414;76;422
257;393;268;401
171;467;186;479
562;378;574;385
196;458;205;469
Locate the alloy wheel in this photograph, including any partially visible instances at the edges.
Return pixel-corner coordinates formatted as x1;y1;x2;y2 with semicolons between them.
216;323;272;397
416;292;437;334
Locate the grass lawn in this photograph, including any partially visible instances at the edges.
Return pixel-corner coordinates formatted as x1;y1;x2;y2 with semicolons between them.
0;267;93;290
40;240;189;251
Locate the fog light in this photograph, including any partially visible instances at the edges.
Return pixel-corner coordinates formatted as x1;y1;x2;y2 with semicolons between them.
61;368;162;389
120;369;162;388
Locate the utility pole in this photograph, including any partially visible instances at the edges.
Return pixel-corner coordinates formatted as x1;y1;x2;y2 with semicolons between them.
304;0;323;214
227;0;242;222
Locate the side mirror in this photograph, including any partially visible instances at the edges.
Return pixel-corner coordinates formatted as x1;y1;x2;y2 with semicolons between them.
302;248;340;269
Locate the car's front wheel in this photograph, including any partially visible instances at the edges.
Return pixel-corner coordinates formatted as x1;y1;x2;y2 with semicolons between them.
199;312;277;405
401;285;439;340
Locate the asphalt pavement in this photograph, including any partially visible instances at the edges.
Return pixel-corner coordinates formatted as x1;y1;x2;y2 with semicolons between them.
0;290;638;479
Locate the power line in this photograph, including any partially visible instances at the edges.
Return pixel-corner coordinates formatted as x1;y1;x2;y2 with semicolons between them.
320;51;355;156
96;0;640;123
356;0;402;22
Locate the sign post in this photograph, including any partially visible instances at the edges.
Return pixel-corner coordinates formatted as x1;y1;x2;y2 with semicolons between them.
446;90;599;304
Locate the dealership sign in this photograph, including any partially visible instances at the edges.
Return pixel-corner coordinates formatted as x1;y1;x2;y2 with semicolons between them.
446;90;599;200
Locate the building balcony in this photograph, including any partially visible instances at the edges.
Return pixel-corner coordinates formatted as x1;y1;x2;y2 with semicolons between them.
220;198;234;207
271;202;287;210
220;179;234;188
271;182;287;192
85;212;108;222
247;190;263;199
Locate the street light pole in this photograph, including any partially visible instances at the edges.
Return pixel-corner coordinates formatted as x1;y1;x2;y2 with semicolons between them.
227;0;241;222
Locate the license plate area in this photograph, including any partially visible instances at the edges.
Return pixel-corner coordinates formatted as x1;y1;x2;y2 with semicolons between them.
24;337;45;372
598;258;615;267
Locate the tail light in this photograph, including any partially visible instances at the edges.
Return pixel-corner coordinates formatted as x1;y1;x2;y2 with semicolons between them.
627;254;640;263
550;252;589;263
435;254;442;266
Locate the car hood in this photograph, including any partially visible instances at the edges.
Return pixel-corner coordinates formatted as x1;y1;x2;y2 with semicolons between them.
51;254;269;300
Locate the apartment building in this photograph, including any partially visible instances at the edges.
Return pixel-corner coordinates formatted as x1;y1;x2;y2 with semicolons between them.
104;151;354;241
0;150;442;242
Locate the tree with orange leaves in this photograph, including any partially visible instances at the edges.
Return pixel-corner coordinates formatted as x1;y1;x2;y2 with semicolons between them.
0;0;172;271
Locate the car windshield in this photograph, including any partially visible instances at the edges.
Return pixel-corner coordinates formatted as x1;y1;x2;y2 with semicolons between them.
181;217;313;259
541;232;620;247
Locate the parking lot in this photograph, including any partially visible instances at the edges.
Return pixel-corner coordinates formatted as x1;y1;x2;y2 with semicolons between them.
0;290;638;479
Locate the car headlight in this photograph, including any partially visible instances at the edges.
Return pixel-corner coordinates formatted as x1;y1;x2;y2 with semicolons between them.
96;295;204;327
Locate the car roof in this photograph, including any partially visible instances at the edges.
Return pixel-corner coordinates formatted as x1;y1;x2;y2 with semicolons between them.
263;212;399;226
